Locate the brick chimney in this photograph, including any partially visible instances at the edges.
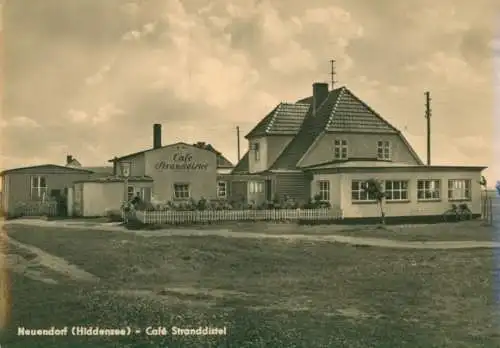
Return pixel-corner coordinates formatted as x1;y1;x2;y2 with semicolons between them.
66;155;73;165
312;82;329;115
153;124;162;149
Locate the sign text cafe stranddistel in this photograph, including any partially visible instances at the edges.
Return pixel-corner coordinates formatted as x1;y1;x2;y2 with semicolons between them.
155;152;209;171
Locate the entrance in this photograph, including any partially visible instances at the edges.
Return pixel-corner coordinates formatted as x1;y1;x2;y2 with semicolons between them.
265;179;272;201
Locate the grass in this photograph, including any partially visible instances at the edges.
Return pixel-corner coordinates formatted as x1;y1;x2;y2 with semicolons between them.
2;224;500;347
124;219;498;242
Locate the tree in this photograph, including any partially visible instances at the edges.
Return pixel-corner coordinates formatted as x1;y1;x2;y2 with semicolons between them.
363;179;387;225
496;181;500;197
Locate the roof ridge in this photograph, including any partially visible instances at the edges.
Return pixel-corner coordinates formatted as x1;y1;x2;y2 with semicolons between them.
265;102;282;133
326;87;346;128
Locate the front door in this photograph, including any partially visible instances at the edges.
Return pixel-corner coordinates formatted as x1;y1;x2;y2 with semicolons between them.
265;180;273;201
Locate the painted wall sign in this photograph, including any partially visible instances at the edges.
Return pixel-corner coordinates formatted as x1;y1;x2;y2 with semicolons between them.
155;152;209;171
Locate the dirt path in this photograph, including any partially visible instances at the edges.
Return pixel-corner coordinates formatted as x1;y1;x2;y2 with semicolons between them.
0;227;99;283
4;219;500;250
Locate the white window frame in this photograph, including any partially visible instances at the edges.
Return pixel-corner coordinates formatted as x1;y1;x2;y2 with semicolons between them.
217;181;227;199
248;181;263;194
384;180;409;202
377;140;391;160
127;186;135;200
30;176;48;200
334;139;348;159
351;180;377;202
417;179;441;201
253;143;260;161
317;180;330;201
173;183;190;199
448;179;471;201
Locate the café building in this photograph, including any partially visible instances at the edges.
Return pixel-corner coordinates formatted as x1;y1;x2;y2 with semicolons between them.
72;124;233;216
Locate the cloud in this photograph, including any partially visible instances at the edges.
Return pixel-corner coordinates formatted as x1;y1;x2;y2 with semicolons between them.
84;62;113;85
1;0;496;180
2;116;41;128
120;2;140;16
68;109;88;123
269;41;316;74
67;103;123;124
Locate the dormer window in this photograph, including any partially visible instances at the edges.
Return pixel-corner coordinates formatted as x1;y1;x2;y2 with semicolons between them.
334;139;348;159
377;140;391;160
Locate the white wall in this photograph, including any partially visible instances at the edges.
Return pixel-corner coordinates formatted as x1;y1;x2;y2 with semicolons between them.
312;169;483;218
82;182;123;217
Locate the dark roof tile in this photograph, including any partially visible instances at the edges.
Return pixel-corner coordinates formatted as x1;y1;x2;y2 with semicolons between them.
270;88;343;170
246;102;309;138
231;151;249;173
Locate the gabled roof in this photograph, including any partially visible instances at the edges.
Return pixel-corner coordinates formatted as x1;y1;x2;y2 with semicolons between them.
231;151;249;173
269;86;423;170
0;164;94;176
245;102;310;138
109;141;233;168
192;142;234;168
324;88;398;133
231;85;425;172
270;88;344;170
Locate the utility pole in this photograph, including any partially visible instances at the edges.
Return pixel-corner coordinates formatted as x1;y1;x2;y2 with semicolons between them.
330;59;336;90
236;126;241;162
425;91;432;166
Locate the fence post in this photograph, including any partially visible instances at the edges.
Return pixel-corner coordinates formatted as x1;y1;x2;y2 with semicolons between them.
489;197;493;226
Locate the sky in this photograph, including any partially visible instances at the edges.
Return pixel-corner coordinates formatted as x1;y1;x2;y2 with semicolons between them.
1;0;499;184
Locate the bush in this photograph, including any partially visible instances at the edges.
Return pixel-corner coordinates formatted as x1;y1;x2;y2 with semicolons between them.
133;196;330;212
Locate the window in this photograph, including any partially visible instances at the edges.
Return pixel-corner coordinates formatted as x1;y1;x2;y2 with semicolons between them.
377;140;391;160
248;181;263;194
417;179;441;201
317;180;330;201
253;143;260;161
30;176;48;200
385;180;409;201
217;181;227;198
173;183;190;199
334;139;348;159
127;186;134;200
120;162;131;177
351;180;376;202
448;179;471;201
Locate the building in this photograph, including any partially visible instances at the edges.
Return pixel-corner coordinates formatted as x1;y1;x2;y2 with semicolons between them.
108;124;233;201
0;164;93;217
229;82;486;220
0;157;113;217
68;124;234;216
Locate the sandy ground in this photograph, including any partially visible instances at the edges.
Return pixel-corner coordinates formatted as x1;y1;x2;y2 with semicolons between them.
1;218;496;324
4;219;500;250
0;227;99;284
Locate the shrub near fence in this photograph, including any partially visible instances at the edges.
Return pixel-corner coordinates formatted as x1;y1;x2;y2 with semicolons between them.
135;208;342;225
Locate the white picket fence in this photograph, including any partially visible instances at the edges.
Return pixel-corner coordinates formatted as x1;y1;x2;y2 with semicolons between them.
134;208;343;225
14;201;58;217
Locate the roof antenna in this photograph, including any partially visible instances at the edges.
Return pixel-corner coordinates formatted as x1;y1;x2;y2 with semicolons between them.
330;59;336;90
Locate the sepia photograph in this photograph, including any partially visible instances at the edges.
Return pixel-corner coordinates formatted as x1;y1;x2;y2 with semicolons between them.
0;0;499;346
